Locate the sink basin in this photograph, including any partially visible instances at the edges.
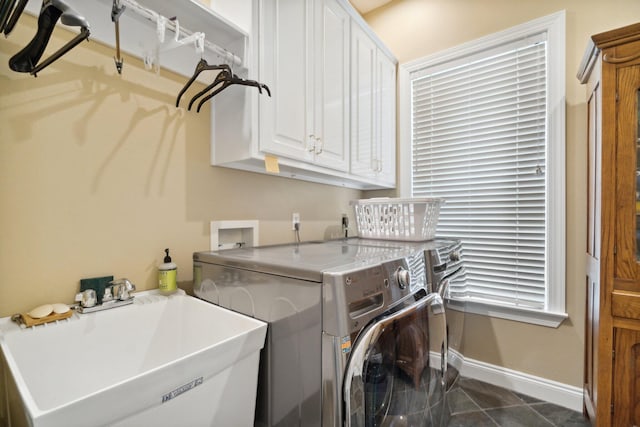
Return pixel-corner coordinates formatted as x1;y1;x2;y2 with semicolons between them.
0;290;267;427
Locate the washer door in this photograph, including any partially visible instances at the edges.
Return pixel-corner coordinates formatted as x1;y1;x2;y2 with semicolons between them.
344;292;448;427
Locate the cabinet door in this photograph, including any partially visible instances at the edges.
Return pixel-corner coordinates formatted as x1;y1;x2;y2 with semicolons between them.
613;327;640;427
260;0;314;161
615;65;640;283
312;0;350;171
350;22;377;178
376;51;396;185
350;23;397;184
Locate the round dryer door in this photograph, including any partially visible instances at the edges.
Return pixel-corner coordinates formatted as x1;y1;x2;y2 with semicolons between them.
343;292;448;427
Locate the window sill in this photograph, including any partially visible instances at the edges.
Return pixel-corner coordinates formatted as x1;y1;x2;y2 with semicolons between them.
446;298;568;328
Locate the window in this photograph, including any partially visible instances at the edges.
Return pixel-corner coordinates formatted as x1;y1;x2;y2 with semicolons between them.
399;11;566;327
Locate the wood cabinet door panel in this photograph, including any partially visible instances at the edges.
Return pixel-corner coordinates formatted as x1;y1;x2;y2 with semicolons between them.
615;66;640;285
613;327;640;427
612;289;640;319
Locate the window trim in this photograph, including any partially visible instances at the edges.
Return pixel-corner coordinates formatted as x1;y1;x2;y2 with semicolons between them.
399;11;566;327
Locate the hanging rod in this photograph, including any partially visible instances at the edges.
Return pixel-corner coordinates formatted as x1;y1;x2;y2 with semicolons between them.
119;0;243;67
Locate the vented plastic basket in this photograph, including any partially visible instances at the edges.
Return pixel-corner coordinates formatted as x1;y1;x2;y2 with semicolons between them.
350;198;444;241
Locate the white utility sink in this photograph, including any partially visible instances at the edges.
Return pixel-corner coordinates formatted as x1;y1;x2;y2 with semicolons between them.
0;290;267;427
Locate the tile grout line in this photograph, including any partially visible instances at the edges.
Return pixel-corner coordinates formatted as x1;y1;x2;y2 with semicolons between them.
527;403;560;427
453;383;556;427
448;387;481;415
446;378;589;426
478;408;502;427
454;387;500;426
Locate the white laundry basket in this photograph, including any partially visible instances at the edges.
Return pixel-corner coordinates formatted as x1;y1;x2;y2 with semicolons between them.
351;198;444;241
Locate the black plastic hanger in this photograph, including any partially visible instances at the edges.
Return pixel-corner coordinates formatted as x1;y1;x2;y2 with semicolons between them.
195;73;270;113
0;0;16;33
9;0;90;76
175;59;232;107
3;0;28;36
187;67;231;111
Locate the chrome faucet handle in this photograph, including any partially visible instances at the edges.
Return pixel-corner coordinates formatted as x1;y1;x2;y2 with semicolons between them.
102;286;114;303
108;278;136;301
75;289;96;308
121;279;136;300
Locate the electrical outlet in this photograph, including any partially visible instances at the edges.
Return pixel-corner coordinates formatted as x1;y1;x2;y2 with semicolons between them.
292;213;300;230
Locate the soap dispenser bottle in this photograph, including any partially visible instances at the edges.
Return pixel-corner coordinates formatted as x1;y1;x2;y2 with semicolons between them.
158;248;177;294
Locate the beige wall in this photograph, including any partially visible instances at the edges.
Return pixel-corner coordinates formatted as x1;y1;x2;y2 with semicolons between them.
363;0;640;387
0;15;361;319
3;0;638;394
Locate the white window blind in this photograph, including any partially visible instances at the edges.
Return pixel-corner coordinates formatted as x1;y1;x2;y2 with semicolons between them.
411;36;548;309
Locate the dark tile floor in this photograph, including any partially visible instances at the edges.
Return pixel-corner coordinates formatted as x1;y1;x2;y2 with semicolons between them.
447;377;591;427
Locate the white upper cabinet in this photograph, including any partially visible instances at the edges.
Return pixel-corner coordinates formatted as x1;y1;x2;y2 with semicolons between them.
350;22;396;186
376;49;397;185
210;0;397;189
259;0;311;162
350;23;377;178
313;0;351;171
260;0;350;172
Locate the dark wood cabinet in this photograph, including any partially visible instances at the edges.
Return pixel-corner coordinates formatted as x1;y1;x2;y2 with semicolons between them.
613;327;640;426
579;22;640;426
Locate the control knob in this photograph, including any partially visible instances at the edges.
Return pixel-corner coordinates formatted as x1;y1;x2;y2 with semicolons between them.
395;267;410;290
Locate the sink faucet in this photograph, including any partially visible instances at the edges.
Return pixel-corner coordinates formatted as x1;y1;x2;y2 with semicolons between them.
108;278;136;301
76;278;137;314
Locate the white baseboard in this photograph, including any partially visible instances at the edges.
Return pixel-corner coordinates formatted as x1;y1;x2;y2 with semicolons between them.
459;356;583;412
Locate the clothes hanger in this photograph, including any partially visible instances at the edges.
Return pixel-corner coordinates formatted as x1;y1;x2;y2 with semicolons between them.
195;74;271;113
193;72;233;112
187;48;243;110
0;0;16;33
182;46;272;112
187;67;231;111
176;59;232;107
9;0;90;76
3;0;28;36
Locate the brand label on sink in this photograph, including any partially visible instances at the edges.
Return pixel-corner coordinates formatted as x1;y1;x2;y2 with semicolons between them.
161;377;204;403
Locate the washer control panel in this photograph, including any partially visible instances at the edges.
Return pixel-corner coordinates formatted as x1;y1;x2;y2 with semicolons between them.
339;251;426;335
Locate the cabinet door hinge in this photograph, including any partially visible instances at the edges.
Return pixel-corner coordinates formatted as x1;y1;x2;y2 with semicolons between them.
612;349;615;360
615;91;619;102
613;244;617;255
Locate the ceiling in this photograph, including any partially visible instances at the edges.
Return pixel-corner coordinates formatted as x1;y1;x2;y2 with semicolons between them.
349;0;394;14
